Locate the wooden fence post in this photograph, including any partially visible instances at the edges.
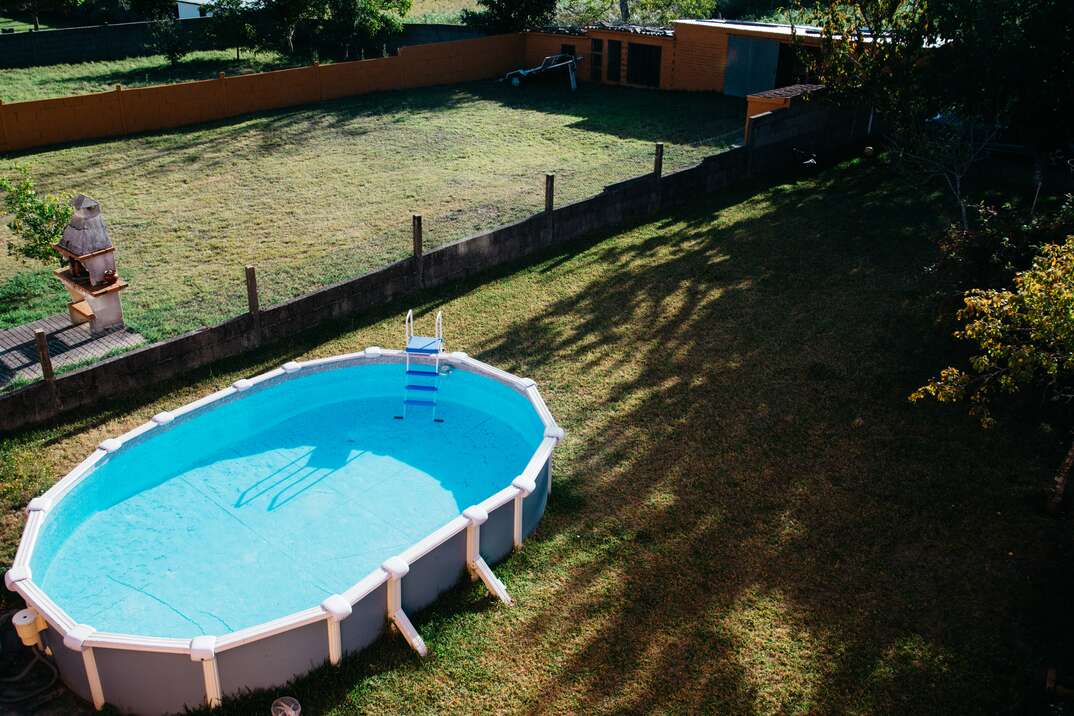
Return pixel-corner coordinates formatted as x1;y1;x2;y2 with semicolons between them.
245;265;262;344
413;214;424;287
653;142;664;179
34;329;54;383
545;173;555;214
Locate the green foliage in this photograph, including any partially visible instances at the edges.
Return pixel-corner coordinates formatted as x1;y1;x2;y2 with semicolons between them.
208;0;257;59
555;0;715;25
937;195;1074;289
322;0;410;60
150;15;192;66
912;234;1074;427
0;166;71;265
462;0;555;32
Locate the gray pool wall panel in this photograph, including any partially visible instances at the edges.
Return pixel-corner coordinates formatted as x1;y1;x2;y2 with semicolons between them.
45;629;92;704
480;500;515;565
217;620;329;696
402;529;468;615
340;582;387;656
94;647;205;715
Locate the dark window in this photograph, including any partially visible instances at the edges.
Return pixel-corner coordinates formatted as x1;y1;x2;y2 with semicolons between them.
626;43;662;87
561;43;576;57
607;39;622;82
590;38;603;81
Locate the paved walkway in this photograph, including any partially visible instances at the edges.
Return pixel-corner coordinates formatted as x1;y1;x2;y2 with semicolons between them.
0;314;145;388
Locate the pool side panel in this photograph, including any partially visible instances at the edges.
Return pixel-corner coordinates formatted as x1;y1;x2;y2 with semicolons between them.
216;620;328;696
93;647;204;715
401;530;467;615
481;501;515;565
340;582;387;655
44;628;92;704
523;458;551;539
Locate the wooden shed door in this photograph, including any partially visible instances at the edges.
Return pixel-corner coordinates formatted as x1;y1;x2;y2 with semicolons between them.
723;35;779;97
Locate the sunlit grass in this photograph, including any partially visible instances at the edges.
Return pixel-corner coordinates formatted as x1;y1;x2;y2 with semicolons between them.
0;159;1058;713
0;83;743;342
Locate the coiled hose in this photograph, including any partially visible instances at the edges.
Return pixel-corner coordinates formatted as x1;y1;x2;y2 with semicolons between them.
0;608;61;706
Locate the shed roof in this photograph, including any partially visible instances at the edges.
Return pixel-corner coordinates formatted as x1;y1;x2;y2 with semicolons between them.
749;83;825;99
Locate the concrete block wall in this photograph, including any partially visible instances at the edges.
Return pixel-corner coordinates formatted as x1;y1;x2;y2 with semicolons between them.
0;101;867;435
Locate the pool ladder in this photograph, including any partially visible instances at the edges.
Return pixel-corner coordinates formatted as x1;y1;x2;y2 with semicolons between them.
399;309;444;421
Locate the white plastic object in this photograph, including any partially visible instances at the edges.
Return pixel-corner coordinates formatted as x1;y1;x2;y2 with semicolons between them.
320;595;352;621
27;496;51;513
64;623;95;652
381;556;409;578
518;378;536;389
366;346;382;356
232;378;253;391
463;506;488;526
271;697;302;716
512;475;536;497
5;566;30;588
98;438;122;453
152;411;175;425
282;361;302;373
545;426;565;441
189;635;217;661
389;609;428;657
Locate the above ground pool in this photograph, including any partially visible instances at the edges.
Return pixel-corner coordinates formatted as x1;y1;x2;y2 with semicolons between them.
6;347;562;715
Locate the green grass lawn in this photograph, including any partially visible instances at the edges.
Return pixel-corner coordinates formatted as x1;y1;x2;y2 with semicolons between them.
0;15;44;31
0;50;299;103
1;159;1063;714
0;83;744;343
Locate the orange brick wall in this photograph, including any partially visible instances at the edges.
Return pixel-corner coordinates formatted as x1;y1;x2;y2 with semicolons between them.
669;21;730;92
0;33;526;153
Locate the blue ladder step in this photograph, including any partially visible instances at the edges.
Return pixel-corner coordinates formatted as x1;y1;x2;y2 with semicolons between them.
406;336;443;355
404;398;437;407
405;384;438;392
406;369;438;377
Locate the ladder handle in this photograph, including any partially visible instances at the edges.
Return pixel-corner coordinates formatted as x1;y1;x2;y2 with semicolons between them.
405;310;414;340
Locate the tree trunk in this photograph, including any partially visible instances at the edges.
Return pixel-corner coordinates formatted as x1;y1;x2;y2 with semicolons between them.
32;0;40;31
619;0;630;23
1048;436;1074;514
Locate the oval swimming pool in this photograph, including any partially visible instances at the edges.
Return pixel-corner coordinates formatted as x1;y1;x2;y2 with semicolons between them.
6;349;561;715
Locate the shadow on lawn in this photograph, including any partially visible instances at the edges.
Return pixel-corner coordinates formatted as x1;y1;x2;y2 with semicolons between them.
471;163;1059;713
14;82;743;183
10;162;1064;715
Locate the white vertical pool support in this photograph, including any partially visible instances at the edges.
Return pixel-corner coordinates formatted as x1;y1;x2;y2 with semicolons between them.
321;595;352;666
65;624;105;710
190;636;222;709
381;557;427;657
511;476;536;549
463;506;512;605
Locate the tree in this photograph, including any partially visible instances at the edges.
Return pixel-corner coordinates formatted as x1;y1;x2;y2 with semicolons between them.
256;0;325;55
322;0;409;60
462;0;555;32
0;166;72;265
4;0;85;31
208;0;257;60
150;14;192;65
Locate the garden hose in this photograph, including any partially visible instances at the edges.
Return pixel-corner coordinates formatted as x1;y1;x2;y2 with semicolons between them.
0;608;61;706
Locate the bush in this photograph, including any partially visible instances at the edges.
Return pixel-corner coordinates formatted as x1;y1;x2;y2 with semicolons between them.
150;15;192;66
936;195;1074;290
0;166;71;265
912;234;1074;428
463;0;556;32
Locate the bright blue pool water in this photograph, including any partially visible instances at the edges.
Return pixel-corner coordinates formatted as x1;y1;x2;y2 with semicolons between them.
32;362;544;639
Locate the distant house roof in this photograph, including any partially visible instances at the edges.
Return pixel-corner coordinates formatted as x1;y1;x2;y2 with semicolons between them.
749;83;824;99
674;18;825;38
586;21;675;38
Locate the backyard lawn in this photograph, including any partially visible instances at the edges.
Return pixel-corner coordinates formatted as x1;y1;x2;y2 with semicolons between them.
0;83;744;342
0;50;298;103
1;159;1062;713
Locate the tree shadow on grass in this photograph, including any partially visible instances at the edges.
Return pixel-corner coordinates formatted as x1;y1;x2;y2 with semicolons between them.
4;161;1064;715
472;161;1060;714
